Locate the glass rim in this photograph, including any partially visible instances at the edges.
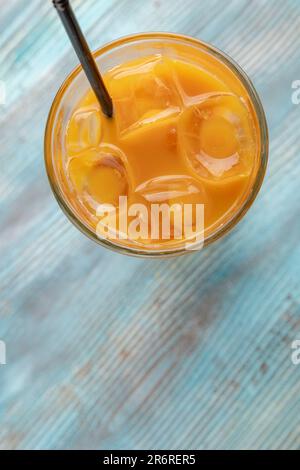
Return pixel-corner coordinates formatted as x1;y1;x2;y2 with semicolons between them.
44;32;269;258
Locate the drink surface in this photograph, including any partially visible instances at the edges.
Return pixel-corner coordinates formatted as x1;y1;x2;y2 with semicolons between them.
60;47;259;251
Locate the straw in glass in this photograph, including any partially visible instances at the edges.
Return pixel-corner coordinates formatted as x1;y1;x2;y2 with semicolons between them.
53;0;113;118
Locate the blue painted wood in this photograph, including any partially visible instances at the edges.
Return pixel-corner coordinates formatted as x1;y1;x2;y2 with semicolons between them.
0;0;300;450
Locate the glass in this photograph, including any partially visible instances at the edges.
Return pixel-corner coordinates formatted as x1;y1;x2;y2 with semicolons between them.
44;33;268;258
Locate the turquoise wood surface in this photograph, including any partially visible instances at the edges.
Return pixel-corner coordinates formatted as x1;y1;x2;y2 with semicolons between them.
0;0;300;450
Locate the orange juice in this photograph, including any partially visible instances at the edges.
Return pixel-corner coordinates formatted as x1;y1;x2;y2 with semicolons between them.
46;34;267;255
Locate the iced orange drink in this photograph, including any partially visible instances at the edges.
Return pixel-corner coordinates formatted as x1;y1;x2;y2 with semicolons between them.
45;33;268;256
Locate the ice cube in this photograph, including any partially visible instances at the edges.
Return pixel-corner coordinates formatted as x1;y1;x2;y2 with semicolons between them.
178;93;257;180
67;144;129;210
170;58;230;104
135;174;205;203
66;106;102;155
67;148;101;193
107;55;183;135
135;175;208;242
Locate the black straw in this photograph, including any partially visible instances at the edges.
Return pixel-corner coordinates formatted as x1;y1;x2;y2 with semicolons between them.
53;0;113;118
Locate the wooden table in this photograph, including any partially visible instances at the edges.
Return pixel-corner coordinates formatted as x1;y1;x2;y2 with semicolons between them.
0;0;299;450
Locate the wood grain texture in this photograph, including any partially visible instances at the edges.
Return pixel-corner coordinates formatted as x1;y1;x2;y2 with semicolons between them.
0;0;300;450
